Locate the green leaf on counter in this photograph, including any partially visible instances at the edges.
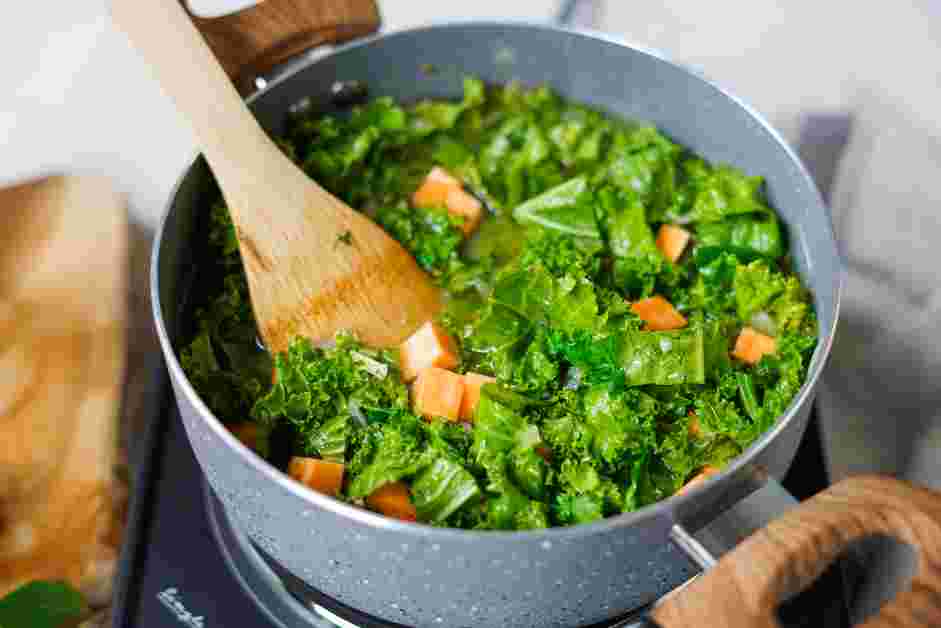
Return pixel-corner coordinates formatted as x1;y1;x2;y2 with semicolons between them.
0;581;86;628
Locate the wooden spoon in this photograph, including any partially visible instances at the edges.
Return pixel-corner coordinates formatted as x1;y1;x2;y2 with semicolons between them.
650;475;941;628
111;0;440;353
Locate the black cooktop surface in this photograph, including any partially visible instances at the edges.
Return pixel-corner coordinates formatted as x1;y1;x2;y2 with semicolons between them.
112;377;853;628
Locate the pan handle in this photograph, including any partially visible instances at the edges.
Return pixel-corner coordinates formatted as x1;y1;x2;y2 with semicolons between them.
651;475;941;628
670;470;799;570
181;0;381;93
608;470;802;627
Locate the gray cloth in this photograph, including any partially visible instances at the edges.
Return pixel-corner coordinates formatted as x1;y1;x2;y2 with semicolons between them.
816;93;941;620
818;89;941;488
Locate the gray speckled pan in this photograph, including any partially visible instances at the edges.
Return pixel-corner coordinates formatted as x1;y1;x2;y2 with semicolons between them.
152;22;841;628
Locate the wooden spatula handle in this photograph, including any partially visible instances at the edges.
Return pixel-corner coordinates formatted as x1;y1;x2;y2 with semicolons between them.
652;475;941;628
111;0;314;233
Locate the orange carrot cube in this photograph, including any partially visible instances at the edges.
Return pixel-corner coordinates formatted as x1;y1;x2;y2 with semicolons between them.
366;482;417;522
446;187;484;235
677;466;721;495
687;412;702;440
412;367;464;422
233;421;259;450
288;457;344;497
399;321;459;382
459;372;497;421
413;167;484;236
656;224;691;262
630;295;687;331
732;326;777;365
535;445;553;463
412;166;461;208
229;421;262;451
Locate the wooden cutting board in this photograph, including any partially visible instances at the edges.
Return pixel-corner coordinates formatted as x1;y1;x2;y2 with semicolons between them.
0;175;127;606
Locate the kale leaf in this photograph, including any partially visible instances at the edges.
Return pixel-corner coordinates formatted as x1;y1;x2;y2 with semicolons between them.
512;176;600;238
179;77;819;532
734;260;813;332
375;201;465;278
346;413;429;499
676;160;771;223
253;334;407;458
411;455;481;523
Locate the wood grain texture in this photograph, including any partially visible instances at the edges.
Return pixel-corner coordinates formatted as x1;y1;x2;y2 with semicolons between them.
186;0;380;92
112;0;440;353
653;475;941;628
0;176;127;606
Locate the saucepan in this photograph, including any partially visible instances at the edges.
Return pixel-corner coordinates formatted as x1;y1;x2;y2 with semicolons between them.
148;1;941;626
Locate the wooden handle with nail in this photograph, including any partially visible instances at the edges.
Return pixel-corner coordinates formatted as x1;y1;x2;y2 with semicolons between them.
653;475;941;628
186;0;379;92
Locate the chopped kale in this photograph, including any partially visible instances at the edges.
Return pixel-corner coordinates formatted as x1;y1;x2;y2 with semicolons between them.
179;78;817;530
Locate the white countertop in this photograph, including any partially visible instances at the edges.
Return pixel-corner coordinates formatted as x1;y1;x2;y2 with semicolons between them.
5;1;941;618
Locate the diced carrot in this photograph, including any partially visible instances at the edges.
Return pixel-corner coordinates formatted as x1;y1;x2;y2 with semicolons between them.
459;372;496;421
656;224;691;262
413;167;484;236
412;367;464;422
677;466;721;495
446;187;484;235
687;412;702;440
399;321;459;382
271;366;277;386
535;445;553;463
288;457;345;497
229;421;262;451
366;482;417;522
630;295;687;331
412;166;461;208
732;326;777;365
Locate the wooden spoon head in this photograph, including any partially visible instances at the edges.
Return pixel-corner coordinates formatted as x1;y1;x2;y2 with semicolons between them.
109;0;439;353
236;180;442;353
